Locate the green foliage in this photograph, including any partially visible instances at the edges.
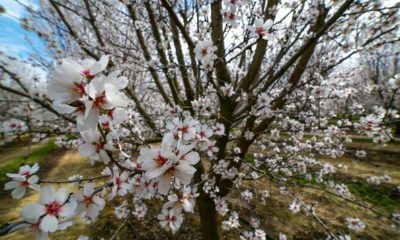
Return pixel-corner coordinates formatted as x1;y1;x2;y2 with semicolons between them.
347;182;399;210
0;141;56;182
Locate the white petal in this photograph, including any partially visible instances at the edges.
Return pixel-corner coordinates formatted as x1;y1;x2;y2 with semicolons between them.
83;183;94;196
59;202;77;217
52;102;76;114
40;186;56;205
28;175;39;184
6;173;25;181
91;55;109;75
21;203;46;220
78;143;96;157
4;180;19;190
158;174;171;195
87;204;99;219
185;151;200;165
12;186;26;199
113;76;128;89
93;196;105;209
31;163;40;174
56;188;69;203
99;150;110;164
40;215;59;233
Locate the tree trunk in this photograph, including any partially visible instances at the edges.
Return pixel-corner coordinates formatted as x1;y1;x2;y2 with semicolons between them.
194;158;223;240
197;191;223;240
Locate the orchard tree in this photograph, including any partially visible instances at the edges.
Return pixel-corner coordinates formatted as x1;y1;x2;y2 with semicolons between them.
0;0;400;239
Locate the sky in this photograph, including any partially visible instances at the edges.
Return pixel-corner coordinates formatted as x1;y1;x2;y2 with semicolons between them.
0;0;44;59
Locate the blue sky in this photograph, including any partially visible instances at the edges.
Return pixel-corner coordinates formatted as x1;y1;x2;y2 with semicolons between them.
0;0;45;59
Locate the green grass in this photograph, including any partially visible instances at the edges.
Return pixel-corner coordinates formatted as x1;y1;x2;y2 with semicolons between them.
0;141;57;181
347;182;399;210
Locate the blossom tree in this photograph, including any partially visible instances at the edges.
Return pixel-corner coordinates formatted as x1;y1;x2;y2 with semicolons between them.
0;0;399;239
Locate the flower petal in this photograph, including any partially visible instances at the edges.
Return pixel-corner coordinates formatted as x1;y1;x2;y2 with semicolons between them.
21;203;46;220
59;202;77;218
56;188;69;203
40;186;56;205
40;215;59;233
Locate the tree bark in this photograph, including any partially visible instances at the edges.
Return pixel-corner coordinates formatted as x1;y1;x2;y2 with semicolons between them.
197;192;223;240
194;162;223;240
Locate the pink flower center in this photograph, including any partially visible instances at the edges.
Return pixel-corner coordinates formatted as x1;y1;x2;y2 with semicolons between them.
20;181;29;187
181;125;189;133
81;69;94;80
45;201;62;216
84;195;94;205
95;142;104;152
167;167;176;174
107;108;115;117
156;155;168;167
256;26;265;35
166;215;176;222
74;83;86;97
101;121;110;131
199;130;206;137
201;48;208;56
20;170;30;176
93;95;107;109
115;177;122;185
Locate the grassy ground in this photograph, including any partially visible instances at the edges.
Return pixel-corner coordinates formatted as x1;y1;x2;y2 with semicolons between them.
0;139;399;239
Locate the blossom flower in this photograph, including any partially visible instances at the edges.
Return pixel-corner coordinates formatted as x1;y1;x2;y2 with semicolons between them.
214;123;225;136
83;71;128;127
78;129;114;164
241;231;254;240
114;201;129;219
279;233;287;240
257;93;271;108
196;124;213;141
21;186;77;233
222;211;240;230
48;56;109;112
163;186;198;213
221;83;235;97
355;150;366;158
132;201;148;219
248;18;273;40
2;118;27;133
4;163;40;199
222;8;238;27
167;117;198;141
346;217;366;232
204;140;219;157
254;229;266;240
72;182;105;220
244;131;255;141
157;208;184;233
355;114;382;137
240;189;253;202
138;135;200;195
194;40;218;63
107;166;130;200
